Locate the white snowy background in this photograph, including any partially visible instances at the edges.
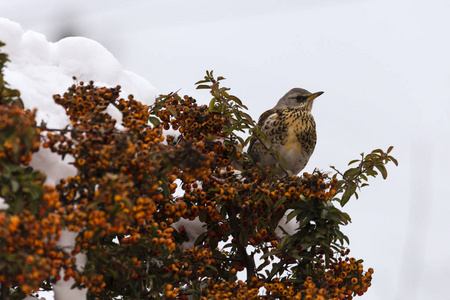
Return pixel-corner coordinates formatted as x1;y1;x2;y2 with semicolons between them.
2;0;450;299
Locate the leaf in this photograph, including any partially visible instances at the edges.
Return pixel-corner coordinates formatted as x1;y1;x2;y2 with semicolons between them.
340;212;351;224
375;164;388;179
286;209;301;223
256;259;270;272
367;169;378;177
208;98;216;112
290;252;305;261
340;188;352;206
160;181;170;196
232;111;242;122
389;155;399;166
343;167;359;178
240;112;254;123
148;116;161;127
268;261;285;279
194;232;208;246
260;251;276;260
205;265;218;273
279;235;290;248
299;194;309;202
348;159;360;166
11;180;20;193
227;95;241;104
108;203;122;218
195;79;209;85
320;209;328;219
199;209;207;222
167;106;178;117
196;84;211;90
262;195;274;208
274;196;286;210
372;148;384;155
387;145;394;153
343;235;350;245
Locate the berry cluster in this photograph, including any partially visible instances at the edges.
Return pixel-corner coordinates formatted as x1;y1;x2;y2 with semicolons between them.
0;105;40;165
0;185;67;295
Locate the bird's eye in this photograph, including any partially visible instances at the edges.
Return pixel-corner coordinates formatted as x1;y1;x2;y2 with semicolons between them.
295;95;306;101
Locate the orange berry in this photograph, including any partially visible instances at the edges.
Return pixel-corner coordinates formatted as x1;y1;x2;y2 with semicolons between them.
25;255;35;264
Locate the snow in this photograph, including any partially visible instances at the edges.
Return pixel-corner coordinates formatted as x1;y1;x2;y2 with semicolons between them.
52;231;88;300
0;17;156;185
0;196;8;210
275;209;298;237
0;17;157;299
173;217;207;249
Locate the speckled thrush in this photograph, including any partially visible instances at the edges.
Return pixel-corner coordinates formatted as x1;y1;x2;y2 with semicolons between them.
248;88;323;176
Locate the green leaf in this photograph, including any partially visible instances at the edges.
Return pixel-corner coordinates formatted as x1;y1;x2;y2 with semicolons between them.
367;169;378;177
208;98;217;112
160;180;170;196
167;106;177;117
372;148;384;155
148;116;161;127
274;196;286;210
256;259;270;272
341;188;352;206
279;235;290;248
320;209;328;219
260;251;276;260
263;195;274;208
196;84;211;90
232;111;242;122
343;167;359;178
228;95;242;105
340;212;351;224
389;156;399;166
348;159;360;166
286;209;301;223
205;264;218;273
299;194;309;202
375;164;388;179
11;179;20;193
194;232;207;246
199;209;207;222
195;79;209;85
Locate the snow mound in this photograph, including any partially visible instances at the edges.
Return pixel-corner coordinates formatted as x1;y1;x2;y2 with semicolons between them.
0;17;157;185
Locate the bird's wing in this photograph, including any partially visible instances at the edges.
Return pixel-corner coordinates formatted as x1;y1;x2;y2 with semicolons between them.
257;108;277;127
248;108;278;155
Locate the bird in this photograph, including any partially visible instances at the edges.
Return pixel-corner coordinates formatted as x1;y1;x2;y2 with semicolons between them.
248;88;324;177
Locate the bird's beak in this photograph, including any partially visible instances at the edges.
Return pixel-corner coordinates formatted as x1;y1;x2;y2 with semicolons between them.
307;91;324;101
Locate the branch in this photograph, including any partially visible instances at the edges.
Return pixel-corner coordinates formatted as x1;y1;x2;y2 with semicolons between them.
226;201;256;279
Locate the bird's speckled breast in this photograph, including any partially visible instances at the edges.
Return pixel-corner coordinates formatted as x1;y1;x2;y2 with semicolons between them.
266;108;316;153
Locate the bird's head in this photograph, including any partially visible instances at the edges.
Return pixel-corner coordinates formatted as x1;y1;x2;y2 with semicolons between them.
275;88;324;111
